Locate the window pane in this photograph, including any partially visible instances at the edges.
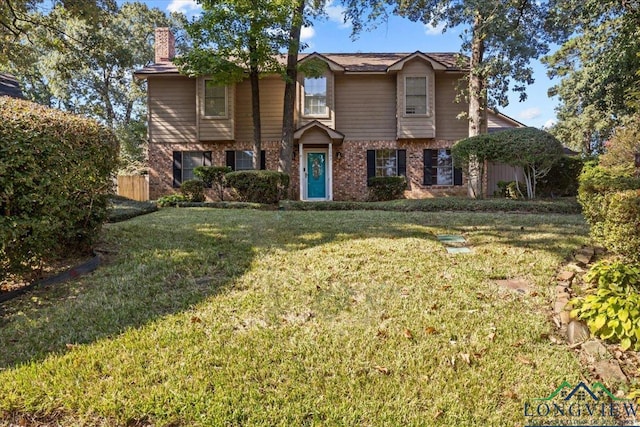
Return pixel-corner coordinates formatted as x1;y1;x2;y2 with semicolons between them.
433;149;453;185
405;77;427;115
236;150;254;171
304;77;327;116
375;149;397;177
204;81;226;117
182;151;204;182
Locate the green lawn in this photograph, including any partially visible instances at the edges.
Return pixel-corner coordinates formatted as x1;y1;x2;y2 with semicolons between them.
0;209;591;426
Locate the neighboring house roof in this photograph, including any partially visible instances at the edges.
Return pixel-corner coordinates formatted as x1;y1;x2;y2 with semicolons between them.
487;109;526;130
0;73;24;98
134;51;466;77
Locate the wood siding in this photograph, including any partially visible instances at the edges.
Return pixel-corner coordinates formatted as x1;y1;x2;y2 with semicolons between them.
434;73;468;141
335;74;396;140
487;162;524;195
488;112;520;131
298;70;335;129
197;78;234;141
299;127;332;145
397;59;436;139
148;76;196;143
235;76;285;141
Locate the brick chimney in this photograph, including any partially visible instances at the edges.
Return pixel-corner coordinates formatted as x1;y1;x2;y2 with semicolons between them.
155;27;175;64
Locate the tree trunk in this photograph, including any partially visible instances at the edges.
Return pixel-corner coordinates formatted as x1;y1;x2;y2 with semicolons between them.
249;36;262;170
279;0;305;188
467;12;487;198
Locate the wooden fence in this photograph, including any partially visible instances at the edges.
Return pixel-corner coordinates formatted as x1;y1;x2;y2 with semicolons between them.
117;175;149;201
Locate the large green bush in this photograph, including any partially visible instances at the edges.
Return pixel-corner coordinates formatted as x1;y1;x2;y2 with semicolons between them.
367;176;407;201
602;190;640;263
536;155;584;197
226;170;289;204
0;97;118;279
577;163;640;242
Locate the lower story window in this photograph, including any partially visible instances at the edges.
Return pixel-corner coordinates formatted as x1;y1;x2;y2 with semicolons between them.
423;149;462;186
226;150;266;171
366;149;406;184
172;151;212;188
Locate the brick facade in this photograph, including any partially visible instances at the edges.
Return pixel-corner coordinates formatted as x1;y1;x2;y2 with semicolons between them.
149;138;466;201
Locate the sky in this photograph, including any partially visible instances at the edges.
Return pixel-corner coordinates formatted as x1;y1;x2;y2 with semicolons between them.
142;0;559;129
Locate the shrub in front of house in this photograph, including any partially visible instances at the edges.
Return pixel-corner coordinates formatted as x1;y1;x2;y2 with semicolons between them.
495;180;526;199
180;179;206;202
157;194;189;207
367;176;407;201
194;165;232;201
0;97;118;279
536;155;584;197
226;170;289;204
602;190;640;263
577;163;640;242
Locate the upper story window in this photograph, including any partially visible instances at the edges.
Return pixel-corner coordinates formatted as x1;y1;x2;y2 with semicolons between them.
405;76;427;115
303;77;327;116
204;80;227;117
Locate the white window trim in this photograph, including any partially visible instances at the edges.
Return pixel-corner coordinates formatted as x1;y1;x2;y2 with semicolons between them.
301;76;330;119
375;149;400;177
202;79;228;119
403;75;429;118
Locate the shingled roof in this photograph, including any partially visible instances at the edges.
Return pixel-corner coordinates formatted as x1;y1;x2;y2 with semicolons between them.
134;51;466;76
0;73;24;98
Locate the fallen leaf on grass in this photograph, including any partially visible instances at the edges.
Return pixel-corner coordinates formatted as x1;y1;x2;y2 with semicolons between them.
502;389;519;400
376;329;388;339
487;332;496;342
191;316;202;324
425;326;438;335
516;355;535;367
434;410;444;419
403;328;414;340
374;365;390;375
459;353;471;365
65;343;77;350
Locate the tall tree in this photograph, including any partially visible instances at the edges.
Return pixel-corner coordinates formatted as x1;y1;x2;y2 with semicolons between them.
278;0;306;178
343;0;552;197
2;2;183;170
543;0;640;155
176;0;289;170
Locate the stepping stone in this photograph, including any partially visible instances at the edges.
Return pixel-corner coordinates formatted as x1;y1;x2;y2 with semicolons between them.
446;247;472;254
496;279;531;293
437;235;466;243
594;360;627;384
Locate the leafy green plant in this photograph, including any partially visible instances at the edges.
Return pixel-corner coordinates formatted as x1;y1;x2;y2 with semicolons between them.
602;190;640;264
157;194;189;207
194;166;232;201
367;176;407;201
537;155;584;197
571;261;640;350
179;179;206;202
0;97;118;280
226;170;289;204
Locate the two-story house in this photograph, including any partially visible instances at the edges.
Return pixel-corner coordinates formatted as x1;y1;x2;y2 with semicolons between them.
135;28;522;201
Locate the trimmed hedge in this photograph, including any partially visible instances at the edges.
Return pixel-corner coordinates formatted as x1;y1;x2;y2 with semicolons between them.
194;165;231;201
537;155;584;197
0;97;118;279
367;176;407;201
577;164;640;242
180;179;206;202
226;170;289;204
602;190;640;263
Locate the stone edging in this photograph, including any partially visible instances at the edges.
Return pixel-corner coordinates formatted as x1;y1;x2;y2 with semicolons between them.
553;247;629;386
0;254;101;305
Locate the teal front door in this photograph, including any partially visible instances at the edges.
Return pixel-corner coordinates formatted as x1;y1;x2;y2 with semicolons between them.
306;152;326;199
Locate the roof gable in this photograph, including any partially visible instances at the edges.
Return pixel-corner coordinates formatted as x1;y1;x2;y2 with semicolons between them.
387;51;447;71
0;73;24;99
294;120;345;142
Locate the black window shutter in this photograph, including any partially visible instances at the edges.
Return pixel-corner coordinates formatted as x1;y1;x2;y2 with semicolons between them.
423;149;433;186
397;149;407;177
172;151;182;188
226;150;235;171
203;151;212;166
260;150;266;170
366;150;376;186
454;166;463;186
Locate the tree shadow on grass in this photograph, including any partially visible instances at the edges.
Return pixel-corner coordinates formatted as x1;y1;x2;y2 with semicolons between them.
0;209;587;370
